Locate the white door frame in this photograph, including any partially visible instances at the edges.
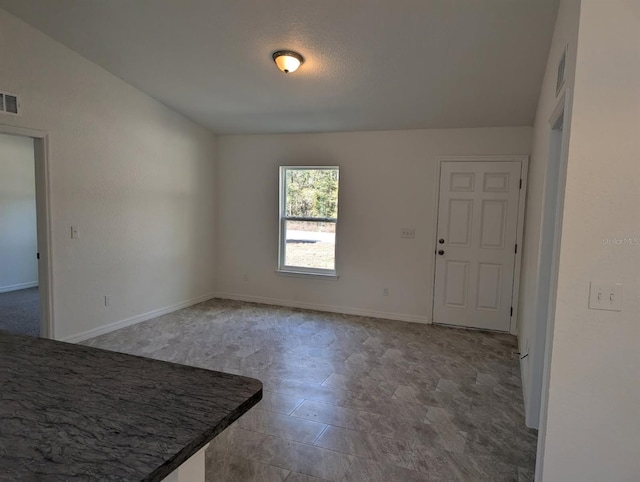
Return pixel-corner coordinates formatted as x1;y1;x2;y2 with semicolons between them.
0;123;54;339
431;155;529;334
527;89;573;428
534;89;573;481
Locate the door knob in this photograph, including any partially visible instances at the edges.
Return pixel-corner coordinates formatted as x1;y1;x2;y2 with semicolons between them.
438;239;445;244
438;250;445;255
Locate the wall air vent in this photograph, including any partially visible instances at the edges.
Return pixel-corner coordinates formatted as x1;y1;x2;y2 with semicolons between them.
0;91;20;115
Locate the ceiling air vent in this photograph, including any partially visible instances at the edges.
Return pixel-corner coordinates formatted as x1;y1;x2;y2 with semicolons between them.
0;91;20;115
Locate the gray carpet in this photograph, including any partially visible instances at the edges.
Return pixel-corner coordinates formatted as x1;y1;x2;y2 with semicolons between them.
0;287;39;337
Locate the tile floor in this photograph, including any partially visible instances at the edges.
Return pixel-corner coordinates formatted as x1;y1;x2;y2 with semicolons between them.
83;298;537;481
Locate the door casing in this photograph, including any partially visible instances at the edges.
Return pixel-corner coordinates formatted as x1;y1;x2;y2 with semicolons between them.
534;89;573;480
431;155;529;335
0;123;53;339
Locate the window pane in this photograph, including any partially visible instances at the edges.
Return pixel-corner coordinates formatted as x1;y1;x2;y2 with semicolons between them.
285;169;339;219
284;220;335;270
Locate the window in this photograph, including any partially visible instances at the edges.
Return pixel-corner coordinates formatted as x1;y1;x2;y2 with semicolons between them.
279;166;339;276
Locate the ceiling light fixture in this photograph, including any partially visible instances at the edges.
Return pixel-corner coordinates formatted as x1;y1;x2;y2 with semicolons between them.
272;50;304;74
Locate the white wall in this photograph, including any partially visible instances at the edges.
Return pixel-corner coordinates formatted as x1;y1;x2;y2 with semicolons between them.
0;132;37;292
541;0;640;480
0;9;217;340
216;127;531;321
517;0;581;428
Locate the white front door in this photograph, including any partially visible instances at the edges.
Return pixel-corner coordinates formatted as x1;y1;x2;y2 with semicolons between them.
433;160;522;331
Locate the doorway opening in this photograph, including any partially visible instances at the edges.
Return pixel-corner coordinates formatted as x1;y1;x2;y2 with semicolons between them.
0;133;38;335
532;91;572;479
0;125;52;338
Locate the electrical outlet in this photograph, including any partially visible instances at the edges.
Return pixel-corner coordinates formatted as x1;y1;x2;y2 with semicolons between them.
104;295;111;306
243;274;249;282
401;228;415;239
383;287;389;296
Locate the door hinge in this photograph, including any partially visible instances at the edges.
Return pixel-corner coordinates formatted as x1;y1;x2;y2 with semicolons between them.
515;244;518;254
510;306;513;317
519;179;523;189
36;252;40;260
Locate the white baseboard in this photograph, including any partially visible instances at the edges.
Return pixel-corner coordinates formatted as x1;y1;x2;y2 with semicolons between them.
213;292;430;325
0;281;38;294
62;292;217;343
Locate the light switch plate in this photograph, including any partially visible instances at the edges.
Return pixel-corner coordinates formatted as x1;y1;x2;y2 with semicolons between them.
589;281;623;311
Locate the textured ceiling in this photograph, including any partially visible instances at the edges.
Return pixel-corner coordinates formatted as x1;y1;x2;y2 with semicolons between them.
0;0;559;134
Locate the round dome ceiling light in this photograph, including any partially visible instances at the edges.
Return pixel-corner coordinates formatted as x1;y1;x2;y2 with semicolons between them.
272;50;304;74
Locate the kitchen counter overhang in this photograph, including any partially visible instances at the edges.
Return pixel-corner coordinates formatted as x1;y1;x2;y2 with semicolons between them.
0;331;262;481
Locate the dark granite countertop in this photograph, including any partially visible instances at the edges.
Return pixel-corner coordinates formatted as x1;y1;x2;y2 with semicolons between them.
0;330;262;481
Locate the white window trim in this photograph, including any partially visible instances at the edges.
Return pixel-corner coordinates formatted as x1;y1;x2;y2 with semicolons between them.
275;270;339;280
278;166;339;278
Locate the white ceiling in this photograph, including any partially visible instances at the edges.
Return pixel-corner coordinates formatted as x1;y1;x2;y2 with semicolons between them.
0;0;559;134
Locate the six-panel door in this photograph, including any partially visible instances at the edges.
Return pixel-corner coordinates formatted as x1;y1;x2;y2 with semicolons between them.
433;161;522;331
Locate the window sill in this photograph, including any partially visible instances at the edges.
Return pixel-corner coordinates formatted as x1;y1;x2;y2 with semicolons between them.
276;270;339;280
